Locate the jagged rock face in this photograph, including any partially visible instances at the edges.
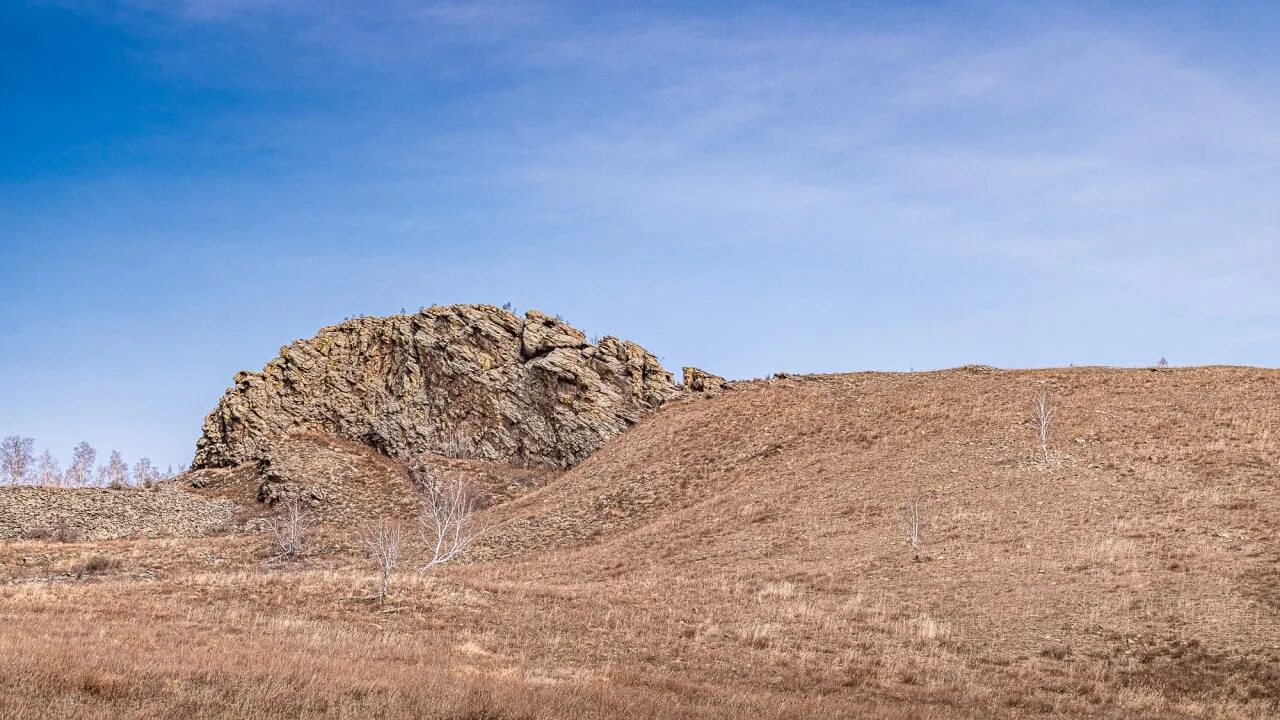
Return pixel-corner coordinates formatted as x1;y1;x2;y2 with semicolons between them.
192;305;679;470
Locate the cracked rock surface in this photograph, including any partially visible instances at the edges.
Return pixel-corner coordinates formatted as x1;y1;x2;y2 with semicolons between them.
193;305;679;470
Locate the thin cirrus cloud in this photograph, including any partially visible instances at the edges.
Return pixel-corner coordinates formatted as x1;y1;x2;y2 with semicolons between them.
14;2;1280;325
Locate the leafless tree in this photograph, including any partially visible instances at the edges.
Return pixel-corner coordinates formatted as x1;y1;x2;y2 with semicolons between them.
414;470;485;574
269;498;314;560
67;442;96;487
1032;388;1055;463
362;519;407;604
36;451;61;486
906;492;924;563
1;436;35;485
105;450;129;489
133;457;158;488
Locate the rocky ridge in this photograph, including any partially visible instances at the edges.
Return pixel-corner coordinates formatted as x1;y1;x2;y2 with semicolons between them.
0;485;235;540
193;304;682;472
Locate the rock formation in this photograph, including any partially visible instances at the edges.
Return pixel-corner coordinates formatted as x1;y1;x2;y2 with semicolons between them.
683;366;728;393
192;305;680;471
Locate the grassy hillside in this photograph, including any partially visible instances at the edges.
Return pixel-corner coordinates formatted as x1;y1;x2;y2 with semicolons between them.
1;367;1277;718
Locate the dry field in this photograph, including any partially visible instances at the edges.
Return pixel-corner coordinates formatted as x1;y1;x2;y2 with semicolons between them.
1;366;1278;719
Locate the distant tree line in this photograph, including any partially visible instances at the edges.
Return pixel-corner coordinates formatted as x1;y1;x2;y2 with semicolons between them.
0;436;180;488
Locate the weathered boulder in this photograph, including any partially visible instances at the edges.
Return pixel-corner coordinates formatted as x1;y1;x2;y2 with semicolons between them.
192;305;679;470
683;366;728;393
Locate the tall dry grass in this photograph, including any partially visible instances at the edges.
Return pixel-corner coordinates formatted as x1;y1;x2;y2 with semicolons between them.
3;367;1279;718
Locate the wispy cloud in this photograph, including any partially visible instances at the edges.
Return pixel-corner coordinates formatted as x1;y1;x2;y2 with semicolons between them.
14;1;1280;355
445;11;1280;303
6;1;1280;469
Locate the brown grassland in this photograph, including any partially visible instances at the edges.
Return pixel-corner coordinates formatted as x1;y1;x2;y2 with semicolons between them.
1;366;1278;718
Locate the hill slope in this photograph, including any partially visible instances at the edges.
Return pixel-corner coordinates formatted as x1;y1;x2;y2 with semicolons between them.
2;365;1277;719
473;366;1279;710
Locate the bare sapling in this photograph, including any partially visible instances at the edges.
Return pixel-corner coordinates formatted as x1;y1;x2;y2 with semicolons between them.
37;451;62;486
1032;388;1055;463
906;493;923;563
363;518;406;604
269;498;313;560
105;450;129;489
415;471;485;574
67;442;96;487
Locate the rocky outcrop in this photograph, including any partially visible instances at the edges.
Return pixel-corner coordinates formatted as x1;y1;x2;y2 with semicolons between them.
683;367;727;393
188;433;558;524
193;305;680;471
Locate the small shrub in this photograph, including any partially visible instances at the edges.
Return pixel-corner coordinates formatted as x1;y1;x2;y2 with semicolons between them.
21;526;54;541
757;581;800;601
269;499;314;560
906;493;923;563
362;518;406;604
25;520;82;543
71;554;119;577
1031;388;1055;462
76;671;128;698
52;521;84;543
740;622;776;648
1040;644;1072;661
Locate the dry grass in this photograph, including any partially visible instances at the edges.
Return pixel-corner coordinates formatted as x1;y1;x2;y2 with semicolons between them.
1;366;1278;718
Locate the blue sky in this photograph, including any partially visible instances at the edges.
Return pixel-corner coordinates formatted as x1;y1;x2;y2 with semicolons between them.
2;1;1279;469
